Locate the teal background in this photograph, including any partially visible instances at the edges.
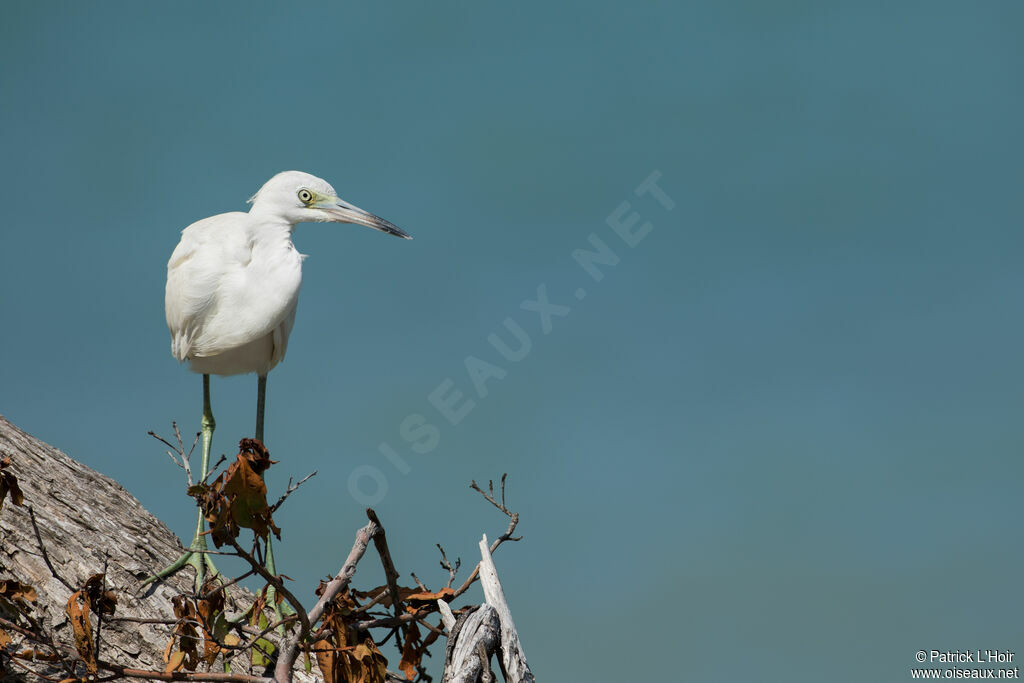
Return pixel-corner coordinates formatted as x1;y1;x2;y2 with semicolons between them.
2;2;1023;680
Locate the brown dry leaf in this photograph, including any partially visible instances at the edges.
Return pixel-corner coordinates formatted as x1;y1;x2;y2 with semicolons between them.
0;627;11;648
399;620;442;681
351;637;389;683
0;455;25;511
321;601;350;649
165;650;187;673
197;476;238;549
355;584;456;612
222;439;279;540
14;648;60;662
65;589;96;674
197;579;226;666
198;439;280;546
82;573;116;616
316;583;358;613
315;595;390;683
404;586;455;603
166;595;201;671
0;578;37;603
398;621;422;681
313;638;337;683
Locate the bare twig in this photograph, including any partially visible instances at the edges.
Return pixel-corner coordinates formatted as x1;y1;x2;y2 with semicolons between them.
366;509;404;652
0;615;41;640
96;661;271;682
418;617;446;638
269;470;317;513
470;474;513;515
227;538;310;637
200;568;258;600
355;607;431;631
148;423;199;486
437;544;461;588
108;616;181;626
4;654;64;682
226;614;298;663
95;557;109;667
147;428;181;456
27;506;75;591
353;587;391;614
204;454;227;482
0;614;79;678
40;614;77;678
410;572;428;592
451;476;523;599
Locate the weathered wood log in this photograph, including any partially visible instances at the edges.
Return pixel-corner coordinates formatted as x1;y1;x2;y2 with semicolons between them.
477;535;534;683
441;605;500;683
439;537;535;683
0;413;200;678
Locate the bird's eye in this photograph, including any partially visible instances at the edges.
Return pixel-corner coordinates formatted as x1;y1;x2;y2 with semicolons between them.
298;189;313;204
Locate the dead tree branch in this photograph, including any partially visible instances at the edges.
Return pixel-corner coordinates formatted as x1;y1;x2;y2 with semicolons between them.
272;519;380;682
437;544;461;588
366;508;405;652
441;605;500;683
478;534;534;683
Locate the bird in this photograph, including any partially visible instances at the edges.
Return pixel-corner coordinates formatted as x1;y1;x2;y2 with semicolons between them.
146;170;410;590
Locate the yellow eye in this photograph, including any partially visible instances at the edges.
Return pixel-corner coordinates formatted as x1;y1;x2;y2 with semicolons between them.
298;189;313;204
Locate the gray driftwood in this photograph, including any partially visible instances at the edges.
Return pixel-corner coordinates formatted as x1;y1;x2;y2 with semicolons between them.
441;605;500;683
439;535;534;683
0;413;199;677
478;534;534;683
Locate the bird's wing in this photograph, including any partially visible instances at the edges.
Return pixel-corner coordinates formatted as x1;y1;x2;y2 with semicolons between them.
165;212;301;361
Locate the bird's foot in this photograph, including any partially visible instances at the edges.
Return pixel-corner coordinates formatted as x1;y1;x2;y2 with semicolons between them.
266;584;297;626
139;537;220;594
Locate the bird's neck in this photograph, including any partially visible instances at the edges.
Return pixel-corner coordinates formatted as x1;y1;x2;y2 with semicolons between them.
248;213;298;241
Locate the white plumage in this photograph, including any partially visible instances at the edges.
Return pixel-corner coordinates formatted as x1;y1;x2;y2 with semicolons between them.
149;170;409;591
166;211;302;376
165;170;410;377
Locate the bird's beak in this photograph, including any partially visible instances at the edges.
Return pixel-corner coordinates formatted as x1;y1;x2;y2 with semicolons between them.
318;197;412;239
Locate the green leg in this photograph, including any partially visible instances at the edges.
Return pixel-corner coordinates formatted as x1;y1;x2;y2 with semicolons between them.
193;375;220;580
265;534;294;628
141;375;220;591
255;375;294;629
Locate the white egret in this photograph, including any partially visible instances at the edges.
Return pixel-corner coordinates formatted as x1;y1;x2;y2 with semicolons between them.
147;170;410;589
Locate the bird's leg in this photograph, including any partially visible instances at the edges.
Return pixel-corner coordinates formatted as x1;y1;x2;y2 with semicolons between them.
190;374;220;581
254;374;295;628
200;373;215;478
256;375;266;443
264;534;295;631
140;375;220;592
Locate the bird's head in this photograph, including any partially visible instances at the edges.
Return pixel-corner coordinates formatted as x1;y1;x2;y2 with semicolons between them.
247;170;411;239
